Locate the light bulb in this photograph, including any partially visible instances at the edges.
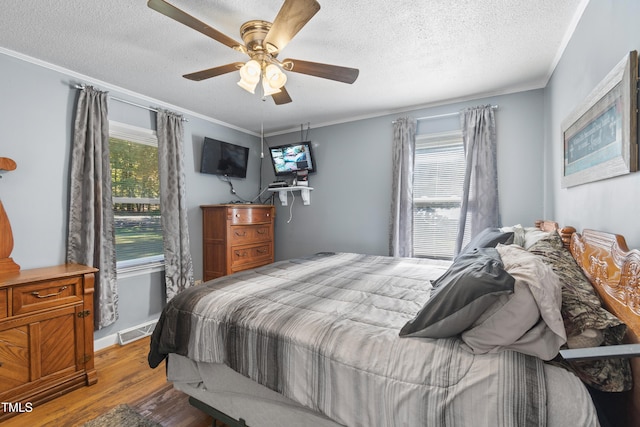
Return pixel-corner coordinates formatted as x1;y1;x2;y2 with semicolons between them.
237;60;261;94
262;78;281;96
263;64;287;89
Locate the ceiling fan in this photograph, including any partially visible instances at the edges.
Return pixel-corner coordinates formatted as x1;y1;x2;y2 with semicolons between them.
147;0;359;105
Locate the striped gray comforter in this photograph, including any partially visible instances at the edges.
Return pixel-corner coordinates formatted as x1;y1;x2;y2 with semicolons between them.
149;252;548;427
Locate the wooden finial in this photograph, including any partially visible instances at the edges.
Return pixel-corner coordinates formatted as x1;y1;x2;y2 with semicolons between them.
0;157;19;273
0;157;16;172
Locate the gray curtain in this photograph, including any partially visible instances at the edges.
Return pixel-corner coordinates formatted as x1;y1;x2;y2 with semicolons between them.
156;109;194;301
455;105;500;255
67;86;118;330
389;117;417;257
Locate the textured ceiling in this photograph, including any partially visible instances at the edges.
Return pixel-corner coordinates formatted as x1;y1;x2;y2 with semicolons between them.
0;0;587;134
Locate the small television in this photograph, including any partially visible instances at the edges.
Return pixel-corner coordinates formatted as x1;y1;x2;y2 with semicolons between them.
200;137;249;179
268;141;316;176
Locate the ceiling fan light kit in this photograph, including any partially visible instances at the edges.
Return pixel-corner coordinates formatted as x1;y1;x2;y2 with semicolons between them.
147;0;359;105
237;60;287;96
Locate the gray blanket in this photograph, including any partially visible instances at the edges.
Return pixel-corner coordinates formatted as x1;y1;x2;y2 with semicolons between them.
149;252;548;427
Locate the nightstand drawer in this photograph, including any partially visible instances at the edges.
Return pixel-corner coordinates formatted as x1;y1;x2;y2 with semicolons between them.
228;207;273;225
229;225;273;244
0;289;6;318
12;277;82;316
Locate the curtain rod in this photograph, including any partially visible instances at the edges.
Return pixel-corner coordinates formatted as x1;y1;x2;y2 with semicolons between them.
393;105;499;123
74;84;188;122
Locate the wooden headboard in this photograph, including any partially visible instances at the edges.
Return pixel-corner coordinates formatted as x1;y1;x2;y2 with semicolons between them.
537;220;640;425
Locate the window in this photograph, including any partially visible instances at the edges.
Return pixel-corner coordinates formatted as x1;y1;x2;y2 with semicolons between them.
413;131;466;259
109;121;163;270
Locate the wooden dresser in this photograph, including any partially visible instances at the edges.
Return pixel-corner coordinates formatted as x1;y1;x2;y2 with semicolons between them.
0;264;97;421
201;204;275;281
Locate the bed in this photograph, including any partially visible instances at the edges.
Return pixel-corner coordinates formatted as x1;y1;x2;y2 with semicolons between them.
148;221;640;427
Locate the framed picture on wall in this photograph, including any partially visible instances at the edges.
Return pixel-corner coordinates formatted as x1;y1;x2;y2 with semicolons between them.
561;50;638;188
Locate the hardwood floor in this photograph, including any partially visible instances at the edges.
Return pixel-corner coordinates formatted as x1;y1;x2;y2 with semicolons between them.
2;337;216;427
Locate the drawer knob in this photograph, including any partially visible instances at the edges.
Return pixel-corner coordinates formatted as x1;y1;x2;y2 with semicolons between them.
234;251;248;257
257;229;266;235
257;248;267;254
31;286;68;299
234;231;247;237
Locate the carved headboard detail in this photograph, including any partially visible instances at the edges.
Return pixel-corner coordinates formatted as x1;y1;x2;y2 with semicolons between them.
569;229;640;426
570;229;640;329
535;222;640;425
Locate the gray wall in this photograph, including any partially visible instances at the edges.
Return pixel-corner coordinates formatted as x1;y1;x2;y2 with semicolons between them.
263;89;546;261
544;0;640;249
0;52;261;341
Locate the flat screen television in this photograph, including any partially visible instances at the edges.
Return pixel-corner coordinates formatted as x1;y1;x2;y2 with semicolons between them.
268;141;316;176
200;137;249;178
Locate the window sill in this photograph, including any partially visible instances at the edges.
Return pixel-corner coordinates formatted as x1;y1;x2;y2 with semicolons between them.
116;256;164;279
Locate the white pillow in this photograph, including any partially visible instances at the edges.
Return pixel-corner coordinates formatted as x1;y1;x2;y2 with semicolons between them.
522;227;552;250
500;224;525;247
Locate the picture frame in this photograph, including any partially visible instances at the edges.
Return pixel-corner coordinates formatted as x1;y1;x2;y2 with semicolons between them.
561;50;638;188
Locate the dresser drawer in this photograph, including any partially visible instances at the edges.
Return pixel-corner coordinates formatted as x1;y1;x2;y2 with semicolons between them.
231;243;273;268
12;277;83;316
228;207;273;225
0;289;6;318
229;224;273;245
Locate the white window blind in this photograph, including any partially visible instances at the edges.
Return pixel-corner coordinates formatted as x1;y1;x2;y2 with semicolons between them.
413;131;465;259
109;121;163;270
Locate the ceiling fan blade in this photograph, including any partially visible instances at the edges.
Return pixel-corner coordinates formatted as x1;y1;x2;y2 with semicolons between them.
147;0;242;50
183;63;244;81
272;87;293;105
282;59;359;84
263;0;320;54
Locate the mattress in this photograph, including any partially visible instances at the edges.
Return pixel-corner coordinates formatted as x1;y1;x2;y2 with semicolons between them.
167;354;600;427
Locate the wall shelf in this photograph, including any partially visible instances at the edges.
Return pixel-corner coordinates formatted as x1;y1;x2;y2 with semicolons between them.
268;186;314;206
